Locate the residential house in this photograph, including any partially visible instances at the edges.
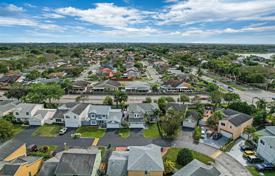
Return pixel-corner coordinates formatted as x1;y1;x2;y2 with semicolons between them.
218;109;253;139
92;80;121;92
183;111;199;129
0;100;19;117
161;80;192;92
126;67;140;79
64;103;90;128
124;81;151;93
69;80;91;94
256;126;275;137
127;103;159;129
0;139;43;176
107;109;123;129
85;105;111;127
107;144;164;176
97;68;114;78
50;109;68;124
172;159;221;176
29;109;56;126
167;102;187;112
257;136;275;164
13;103;44;123
39;148;101;176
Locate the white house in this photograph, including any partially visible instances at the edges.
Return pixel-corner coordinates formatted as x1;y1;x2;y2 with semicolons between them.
0;100;19;117
64;103;90;128
29;109;56;126
13;103;44;123
257;136;275;164
107;109;123;129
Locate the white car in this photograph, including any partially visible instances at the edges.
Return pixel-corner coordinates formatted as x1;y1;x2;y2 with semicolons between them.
59;127;68;135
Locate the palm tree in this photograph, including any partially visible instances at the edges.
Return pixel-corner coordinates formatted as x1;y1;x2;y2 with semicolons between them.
243;126;256;141
256;98;267;110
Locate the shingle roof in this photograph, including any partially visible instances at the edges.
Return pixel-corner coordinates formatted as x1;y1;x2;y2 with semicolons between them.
54;153;97;175
94;80;121;88
108;109;122;123
167;103;187;111
52;109;68;119
89;105;110;114
128;144;164;172
39;162;58;176
15;103;42;114
0;139;25;161
128;103;158;113
71;103;89;115
260;136;275;149
0;164;20;175
172;159;220;176
222;109;252;127
107;151;129;176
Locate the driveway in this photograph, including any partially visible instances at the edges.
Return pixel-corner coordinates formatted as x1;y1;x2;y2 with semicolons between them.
228;139;248;166
15;127;93;151
200;136;228;149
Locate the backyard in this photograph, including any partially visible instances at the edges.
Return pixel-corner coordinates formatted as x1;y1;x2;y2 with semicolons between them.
163;147;215;170
32;125;62;137
76;126;106;138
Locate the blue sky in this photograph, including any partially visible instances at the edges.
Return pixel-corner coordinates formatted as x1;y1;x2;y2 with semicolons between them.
1;0;275;44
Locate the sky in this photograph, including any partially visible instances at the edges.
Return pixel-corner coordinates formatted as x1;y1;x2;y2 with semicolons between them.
1;0;275;44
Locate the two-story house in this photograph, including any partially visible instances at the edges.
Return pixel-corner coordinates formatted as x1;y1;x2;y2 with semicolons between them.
86;105;111;127
127;103;159;129
64;103;90;128
218;109;253;139
257;136;275;165
13;103;44;123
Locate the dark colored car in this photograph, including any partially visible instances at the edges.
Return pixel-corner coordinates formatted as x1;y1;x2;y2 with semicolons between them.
256;163;275;171
246;155;264;164
240;144;254;151
212;133;222;140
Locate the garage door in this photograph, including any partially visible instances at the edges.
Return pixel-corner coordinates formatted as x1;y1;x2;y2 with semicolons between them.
220;130;233;138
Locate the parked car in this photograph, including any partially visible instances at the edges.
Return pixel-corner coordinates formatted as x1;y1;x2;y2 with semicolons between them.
240;144;254;151
243;150;255;158
27;144;38;152
256;163;275;171
212;133;222;140
246;155;264;164
201;128;206;139
59;127;68;135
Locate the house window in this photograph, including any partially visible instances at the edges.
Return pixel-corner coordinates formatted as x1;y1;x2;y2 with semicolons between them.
230;126;232;129
26;112;29;115
221;123;225;126
66;116;70;119
56;119;62;122
74;116;76;119
260;140;265;145
16;112;19;115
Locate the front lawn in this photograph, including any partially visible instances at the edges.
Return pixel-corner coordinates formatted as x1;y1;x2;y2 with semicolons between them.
143;124;160;138
76;126;106;138
12;124;26;135
32;125;62;137
118;128;130;138
163;147;214;170
246;166;275;176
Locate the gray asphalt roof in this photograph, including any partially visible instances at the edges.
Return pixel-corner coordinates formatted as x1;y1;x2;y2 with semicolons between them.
71;103;89;115
260;136;275;149
89;105;111;114
107;151;129;176
0;100;18;114
54;153;97;175
223;109;252;127
38;162;58;176
128;103;158;113
128;144;164;172
52;109;68;119
257;126;275;137
0;164;20;176
108;109;122;123
0;139;24;161
167;103;188;112
94;80;121;88
266;126;275;135
172;159;220;176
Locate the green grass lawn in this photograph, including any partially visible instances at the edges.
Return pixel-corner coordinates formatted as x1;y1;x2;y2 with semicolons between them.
29;145;58;160
143;124;160;138
12;124;26;135
163;147;215;170
246;166;275;176
32;125;62;137
118;128;130;138
76;126;106;138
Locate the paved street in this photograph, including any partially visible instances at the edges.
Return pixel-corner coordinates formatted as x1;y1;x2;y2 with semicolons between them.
14;127;251;176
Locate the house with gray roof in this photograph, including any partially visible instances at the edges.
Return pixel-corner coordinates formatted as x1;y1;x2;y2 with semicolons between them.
92;80;121;92
218;109;253;139
257;136;275;165
128;144;164;175
124;81;151;93
0;139;26;161
183;111;199;129
127;103;159;129
107;109;123;129
39;148;101;176
256;126;275;137
172;159;220;176
64;103;90;128
13;103;44;123
107;144;164;176
107;151;129;176
0;100;19;117
29;109;56;126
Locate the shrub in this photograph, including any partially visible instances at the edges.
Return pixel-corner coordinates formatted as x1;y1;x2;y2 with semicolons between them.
193;126;201;141
176;148;193;166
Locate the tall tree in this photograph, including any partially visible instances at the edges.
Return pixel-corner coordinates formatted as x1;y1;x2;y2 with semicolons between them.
0;120;14;142
113;90;128;108
223;92;240;105
179;94;190;104
243;126;256;140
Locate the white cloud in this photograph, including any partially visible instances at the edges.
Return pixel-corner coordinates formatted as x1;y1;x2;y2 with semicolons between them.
55;3;145;28
43;13;65;19
158;0;275;25
4;4;24;13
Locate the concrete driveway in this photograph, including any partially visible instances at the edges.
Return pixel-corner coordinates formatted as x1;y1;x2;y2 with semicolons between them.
228;139;248;166
200;136;229;149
